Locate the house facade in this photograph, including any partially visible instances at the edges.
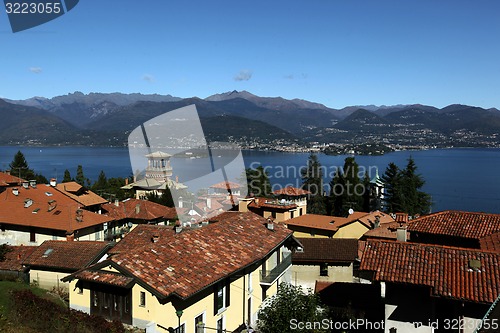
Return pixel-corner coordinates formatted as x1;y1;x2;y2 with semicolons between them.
23;240;111;291
63;211;300;333
285;211;394;239
291;237;358;290
0;180;114;246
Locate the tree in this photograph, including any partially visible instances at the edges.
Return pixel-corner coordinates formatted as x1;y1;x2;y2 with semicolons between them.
92;170;108;192
400;157;432;216
62;169;72;183
301;153;324;196
257;283;329;333
301;154;326;214
328;157;364;217
381;162;402;213
9;150;47;184
244;166;272;197
381;158;432;216
75;165;89;187
9;150;32;180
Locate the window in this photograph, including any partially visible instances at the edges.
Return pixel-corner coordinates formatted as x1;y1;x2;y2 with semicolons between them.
320;263;328;276
247;272;252;292
194;313;204;333
30;231;36;243
214;281;230;315
271;211;276;218
216;287;225;312
139;291;146;307
217;318;223;333
174;323;185;333
389;328;397;333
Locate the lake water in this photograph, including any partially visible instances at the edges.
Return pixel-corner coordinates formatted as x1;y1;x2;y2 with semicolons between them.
0;146;499;214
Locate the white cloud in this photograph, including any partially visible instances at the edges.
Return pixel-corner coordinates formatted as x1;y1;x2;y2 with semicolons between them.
29;67;42;74
234;70;253;81
142;74;155;83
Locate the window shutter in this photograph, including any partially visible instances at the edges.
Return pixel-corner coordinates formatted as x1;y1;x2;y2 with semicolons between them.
225;279;230;308
213;285;218;316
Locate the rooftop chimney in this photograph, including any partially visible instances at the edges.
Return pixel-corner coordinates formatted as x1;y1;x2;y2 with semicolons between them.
374;216;381;229
266;218;275;230
207;197;212;209
175;220;182;234
468;259;481;272
49;178;57;187
178;196;183;209
114;199;120;207
396;225;407;242
135;204;141;214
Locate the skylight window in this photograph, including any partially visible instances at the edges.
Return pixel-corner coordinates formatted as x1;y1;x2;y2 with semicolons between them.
42;249;54;257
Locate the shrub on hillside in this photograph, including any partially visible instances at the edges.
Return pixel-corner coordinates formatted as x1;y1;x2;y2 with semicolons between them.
10;289;124;333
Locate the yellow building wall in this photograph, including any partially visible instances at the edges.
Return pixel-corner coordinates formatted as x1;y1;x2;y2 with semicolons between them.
290;231;330;238
68;280;91;314
333;222;369;239
291;264;354;291
30;269;70;290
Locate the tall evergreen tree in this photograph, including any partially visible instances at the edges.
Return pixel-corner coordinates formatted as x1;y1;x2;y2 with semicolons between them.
381;158;432;216
75;165;89;187
9;150;47;184
62;169;72;183
301;153;326;214
381;162;402;213
329;168;345;216
92;170;108;194
400;157;432;216
245;166;272;197
342;157;364;212
9;150;32;180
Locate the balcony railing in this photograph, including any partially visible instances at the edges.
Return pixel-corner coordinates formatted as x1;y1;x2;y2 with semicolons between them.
259;252;292;285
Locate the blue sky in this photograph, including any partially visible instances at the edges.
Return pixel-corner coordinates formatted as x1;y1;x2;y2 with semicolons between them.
1;0;499;109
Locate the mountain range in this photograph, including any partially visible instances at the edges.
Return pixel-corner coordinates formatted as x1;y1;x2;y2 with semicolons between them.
1;91;499;149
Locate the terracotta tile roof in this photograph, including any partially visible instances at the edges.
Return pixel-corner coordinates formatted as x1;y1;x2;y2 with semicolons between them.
359;240;500;304
54;182;108;207
0;185;114;233
479;232;500;253
102;198;177;221
408;210;500;240
292;238;358;263
209;181;242;189
285;211;392;233
23;240;111;271
273;186;311;196
73;270;134;288
0;172;24;187
363;222;410;241
99;212;295;299
0;246;36;272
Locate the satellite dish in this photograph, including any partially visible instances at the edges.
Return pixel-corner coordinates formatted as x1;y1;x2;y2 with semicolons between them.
348;208;354;215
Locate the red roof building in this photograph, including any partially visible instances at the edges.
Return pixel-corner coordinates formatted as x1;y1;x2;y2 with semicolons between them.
408;210;500;249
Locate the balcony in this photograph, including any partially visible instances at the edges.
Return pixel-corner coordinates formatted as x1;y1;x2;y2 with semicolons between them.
259;252;292;285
